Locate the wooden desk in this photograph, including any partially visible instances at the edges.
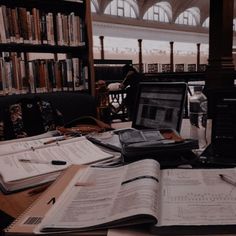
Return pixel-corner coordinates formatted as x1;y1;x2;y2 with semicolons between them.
0;183;49;218
0;120;214;235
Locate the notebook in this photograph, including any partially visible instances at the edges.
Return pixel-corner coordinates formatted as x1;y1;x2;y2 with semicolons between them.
132;82;187;132
88;82;187;152
201;88;236;167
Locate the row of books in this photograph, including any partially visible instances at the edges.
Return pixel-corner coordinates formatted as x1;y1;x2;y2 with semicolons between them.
0;5;85;46
147;63;207;73
0;54;88;95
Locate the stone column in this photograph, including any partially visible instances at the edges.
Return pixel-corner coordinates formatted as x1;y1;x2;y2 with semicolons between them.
197;43;200;72
138;39;143;72
99;36;104;60
206;0;235;89
170;41;174;72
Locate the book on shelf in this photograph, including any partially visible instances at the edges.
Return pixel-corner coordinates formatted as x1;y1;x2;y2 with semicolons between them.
0;5;85;46
0;57;82;94
5;159;236;235
0;136;114;193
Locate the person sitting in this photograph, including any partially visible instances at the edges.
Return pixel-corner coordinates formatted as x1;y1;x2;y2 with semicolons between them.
120;64;142;120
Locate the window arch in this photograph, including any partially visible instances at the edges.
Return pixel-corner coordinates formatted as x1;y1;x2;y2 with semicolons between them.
175;7;200;26
91;0;99;13
202;17;209;28
143;2;171;23
104;0;138;18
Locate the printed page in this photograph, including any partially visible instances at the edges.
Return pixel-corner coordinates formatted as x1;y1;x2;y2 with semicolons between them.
158;168;236;226
0;137;113;183
36;159;160;233
0;136;63;158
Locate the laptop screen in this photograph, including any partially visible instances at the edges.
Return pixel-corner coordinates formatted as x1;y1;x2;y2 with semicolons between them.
132;82;187;132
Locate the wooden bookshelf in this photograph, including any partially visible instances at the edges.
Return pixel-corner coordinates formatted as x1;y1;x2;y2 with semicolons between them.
0;0;95;96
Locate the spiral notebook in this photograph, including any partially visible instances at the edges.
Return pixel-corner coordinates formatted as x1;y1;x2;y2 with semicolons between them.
4;165;106;235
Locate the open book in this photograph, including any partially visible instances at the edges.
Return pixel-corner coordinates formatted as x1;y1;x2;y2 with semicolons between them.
6;159;236;235
0;136;114;193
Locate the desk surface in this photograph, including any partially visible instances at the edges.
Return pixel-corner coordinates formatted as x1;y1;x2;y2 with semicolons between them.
0;120;219;236
112;119;212;141
0;184;45;218
1;119;212;218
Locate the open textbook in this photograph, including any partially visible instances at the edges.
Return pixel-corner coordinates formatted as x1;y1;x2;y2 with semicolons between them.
0;136;114;193
5;159;236;235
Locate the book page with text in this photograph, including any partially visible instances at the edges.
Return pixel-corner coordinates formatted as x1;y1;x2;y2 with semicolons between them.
159;168;236;226
0;137;113;183
36;159;161;233
0;136;63;156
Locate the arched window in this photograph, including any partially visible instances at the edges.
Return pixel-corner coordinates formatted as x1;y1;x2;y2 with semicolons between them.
143;2;171;22
91;0;98;13
175;7;200;26
104;0;138;18
202;17;209;28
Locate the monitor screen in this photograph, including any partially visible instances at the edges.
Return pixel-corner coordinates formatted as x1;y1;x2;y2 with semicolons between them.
210;88;236;146
132;82;187;132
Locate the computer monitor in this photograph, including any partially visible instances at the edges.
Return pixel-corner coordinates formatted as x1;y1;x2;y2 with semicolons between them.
208;88;236;158
132;82;187;132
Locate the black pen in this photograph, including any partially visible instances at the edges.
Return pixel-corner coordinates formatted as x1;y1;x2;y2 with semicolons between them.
19;159;67;165
219;174;236;186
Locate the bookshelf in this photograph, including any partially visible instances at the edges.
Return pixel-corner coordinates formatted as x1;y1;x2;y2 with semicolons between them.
0;0;95;96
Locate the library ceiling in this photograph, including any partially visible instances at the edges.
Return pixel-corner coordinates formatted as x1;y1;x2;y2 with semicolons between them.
96;0;211;21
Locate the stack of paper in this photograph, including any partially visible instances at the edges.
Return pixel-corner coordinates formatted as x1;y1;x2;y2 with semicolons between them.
0;136;114;193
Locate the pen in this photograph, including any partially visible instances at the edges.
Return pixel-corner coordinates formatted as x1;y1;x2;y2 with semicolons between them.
43;136;67;145
19;159;67;165
74;182;94;187
219;174;236;186
28;183;51;195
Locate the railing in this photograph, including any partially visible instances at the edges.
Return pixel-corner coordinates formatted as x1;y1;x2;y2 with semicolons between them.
109;90;128;122
107;72;207;122
144;72;206;118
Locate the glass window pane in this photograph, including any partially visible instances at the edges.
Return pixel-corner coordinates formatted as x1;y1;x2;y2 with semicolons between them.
104;0;137;18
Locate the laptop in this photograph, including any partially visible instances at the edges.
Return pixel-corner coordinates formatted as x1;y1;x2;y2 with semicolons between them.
87;82;187;152
201;88;236;166
132;82;187;132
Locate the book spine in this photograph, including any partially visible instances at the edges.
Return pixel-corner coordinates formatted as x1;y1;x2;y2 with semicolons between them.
72;58;80;90
46;12;55;45
18;7;29;44
26;11;33;44
32;8;40;44
66;59;74;90
54;61;62;91
0;6;7;43
56;12;63;46
40;11;48;44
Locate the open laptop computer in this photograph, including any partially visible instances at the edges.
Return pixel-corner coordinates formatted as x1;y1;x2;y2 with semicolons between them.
201;88;236;167
87;82;187;152
132;82;187;132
